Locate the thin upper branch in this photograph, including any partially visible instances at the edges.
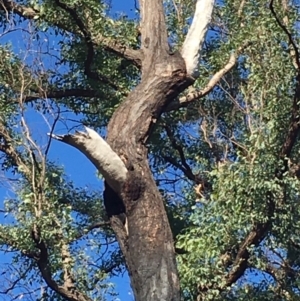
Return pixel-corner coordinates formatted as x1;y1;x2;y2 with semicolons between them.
0;265;32;295
199;192;275;297
269;0;300;159
166;42;251;112
280;77;300;158
0;227;38;259
99;39;143;68
163;125;199;183
24;88;101;102
73;221;110;241
53;0;122;89
225;213;273;286
269;0;300;70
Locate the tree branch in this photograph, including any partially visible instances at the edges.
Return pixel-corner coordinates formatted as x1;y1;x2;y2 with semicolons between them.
166;42;251;112
49;127;128;193
163;125;199;183
24;88;101;102
73;221;110;241
269;0;300;159
219;54;300;289
31;226;92;301
0;122;31;178
0;0;37;19
0;227;38;259
99;39;143;68
54;0;121;89
269;0;300;70
0;0;142;67
225;212;273;286
181;0;215;78
280;77;300;158
198;193;275;298
0;265;32;295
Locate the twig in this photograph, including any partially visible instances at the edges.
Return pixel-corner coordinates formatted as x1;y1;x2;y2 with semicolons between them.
0;265;32;294
163;125;198;182
45;106;60;157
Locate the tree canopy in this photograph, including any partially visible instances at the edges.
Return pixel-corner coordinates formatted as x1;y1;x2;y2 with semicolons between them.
0;0;300;300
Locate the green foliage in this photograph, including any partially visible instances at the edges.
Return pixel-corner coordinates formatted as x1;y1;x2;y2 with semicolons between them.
173;1;300;300
0;161;119;300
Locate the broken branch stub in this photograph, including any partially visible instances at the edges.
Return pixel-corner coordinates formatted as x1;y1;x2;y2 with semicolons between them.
49;127;128;193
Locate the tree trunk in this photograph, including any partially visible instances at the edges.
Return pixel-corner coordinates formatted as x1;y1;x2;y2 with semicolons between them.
50;0;214;297
105;51;190;300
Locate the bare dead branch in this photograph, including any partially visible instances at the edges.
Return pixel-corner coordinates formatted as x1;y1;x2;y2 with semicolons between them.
49;127;128;193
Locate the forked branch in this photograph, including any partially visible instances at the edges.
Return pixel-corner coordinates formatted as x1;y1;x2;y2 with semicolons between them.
166;42;251;112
